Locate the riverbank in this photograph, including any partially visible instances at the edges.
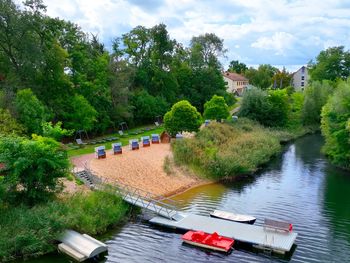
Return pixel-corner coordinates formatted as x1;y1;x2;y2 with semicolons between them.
172;118;319;180
0;189;129;262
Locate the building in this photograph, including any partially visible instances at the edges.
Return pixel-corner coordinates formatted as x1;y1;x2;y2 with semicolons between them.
292;66;308;91
223;72;249;96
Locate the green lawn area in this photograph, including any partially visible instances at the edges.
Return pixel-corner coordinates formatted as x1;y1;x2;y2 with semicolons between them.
228;97;242;112
67;125;165;157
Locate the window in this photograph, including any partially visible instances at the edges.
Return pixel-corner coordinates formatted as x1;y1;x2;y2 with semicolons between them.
301;82;304;86
301;66;305;73
301;76;304;80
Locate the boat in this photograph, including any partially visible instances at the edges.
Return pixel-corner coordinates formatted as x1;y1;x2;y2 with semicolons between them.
210;210;256;224
181;231;234;252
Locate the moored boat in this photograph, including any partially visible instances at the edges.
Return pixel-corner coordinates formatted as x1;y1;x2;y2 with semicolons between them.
181;231;234;252
210;210;256;224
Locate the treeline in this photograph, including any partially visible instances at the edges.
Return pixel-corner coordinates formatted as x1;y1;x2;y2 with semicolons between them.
0;0;235;137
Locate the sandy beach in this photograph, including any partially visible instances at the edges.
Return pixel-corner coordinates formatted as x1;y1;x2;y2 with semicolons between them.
72;143;207;197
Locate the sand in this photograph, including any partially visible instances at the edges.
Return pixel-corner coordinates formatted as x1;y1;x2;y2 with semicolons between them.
86;143;206;198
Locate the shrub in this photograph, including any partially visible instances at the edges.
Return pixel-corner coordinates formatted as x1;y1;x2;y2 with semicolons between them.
0;109;24;136
203;95;229;120
288;92;304;128
15;89;48;135
302;81;333;125
321;80;350;169
42;121;74;141
0;135;70;205
172;119;281;179
164;100;202;136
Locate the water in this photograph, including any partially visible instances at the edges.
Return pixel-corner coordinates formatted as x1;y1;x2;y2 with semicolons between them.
22;134;350;262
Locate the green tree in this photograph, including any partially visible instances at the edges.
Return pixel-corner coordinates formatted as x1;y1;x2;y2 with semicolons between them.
244;64;278;90
272;67;292;89
310;46;350;81
42;121;73;141
321;80;350;169
228;60;248;74
164;100;202;136
267;89;290;127
0;135;70;204
203;95;229;120
302;81;333;125
0;109;24;136
63;95;97;132
15;89;48;134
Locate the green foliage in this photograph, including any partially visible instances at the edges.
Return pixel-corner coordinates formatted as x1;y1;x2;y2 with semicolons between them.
271;67;292;89
288;92;304;128
0;189;129;261
310;46;350;81
223;92;237;107
63;95;97;132
203;95;229;120
164;100;202;136
15;89;48;135
0;109;24;136
239;88;289;127
302;81;333;125
172;119;281;179
321;80;350;169
244;64;278;90
131;90;169;124
0;135;70;204
228;60;247;74
42;121;74;141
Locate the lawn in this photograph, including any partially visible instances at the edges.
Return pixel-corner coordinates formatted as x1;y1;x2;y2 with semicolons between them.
67;125;165;157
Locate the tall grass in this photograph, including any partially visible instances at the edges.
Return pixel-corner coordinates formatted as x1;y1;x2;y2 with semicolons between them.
172;118;313;179
0;190;129;262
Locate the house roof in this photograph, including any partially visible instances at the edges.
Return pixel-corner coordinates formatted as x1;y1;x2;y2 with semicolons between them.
223;72;248;81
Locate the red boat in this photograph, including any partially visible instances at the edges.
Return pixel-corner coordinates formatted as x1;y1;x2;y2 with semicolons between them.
182;231;234;252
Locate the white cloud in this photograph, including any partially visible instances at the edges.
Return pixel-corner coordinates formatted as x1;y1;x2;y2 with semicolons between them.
251;32;296;55
14;0;348;71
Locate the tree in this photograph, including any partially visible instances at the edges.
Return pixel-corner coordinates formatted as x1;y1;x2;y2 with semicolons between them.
302;81;333;125
0;135;70;204
41;121;73;141
228;60;247;74
15;89;48;134
0;109;24;136
244;64;278;90
62;94;97;132
272;67;292;89
203;95;229;121
164;100;202;136
321;80;350;169
310;46;350;81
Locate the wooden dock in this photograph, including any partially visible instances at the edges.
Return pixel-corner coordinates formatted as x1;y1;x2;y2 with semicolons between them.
150;213;297;254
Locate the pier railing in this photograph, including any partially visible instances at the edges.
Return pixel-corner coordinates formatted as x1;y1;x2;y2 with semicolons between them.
74;163;181;221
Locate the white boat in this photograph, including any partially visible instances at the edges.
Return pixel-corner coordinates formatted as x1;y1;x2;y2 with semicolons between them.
210;210;256;224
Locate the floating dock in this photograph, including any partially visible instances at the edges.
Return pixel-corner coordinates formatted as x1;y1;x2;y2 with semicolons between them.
150;213;297;254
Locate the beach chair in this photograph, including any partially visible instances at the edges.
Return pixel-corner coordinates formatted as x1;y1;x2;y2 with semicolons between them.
112;142;122;155
95;146;106;159
142;136;150;147
151;134;160;144
76;138;87;146
232;116;238;122
129;139;139;150
205;120;210;127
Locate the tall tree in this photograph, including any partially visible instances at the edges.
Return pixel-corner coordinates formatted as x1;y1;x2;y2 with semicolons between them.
228;60;248;74
271;67;292;89
244;64;278;90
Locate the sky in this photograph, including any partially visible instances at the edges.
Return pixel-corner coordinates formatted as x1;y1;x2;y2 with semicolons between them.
21;0;350;71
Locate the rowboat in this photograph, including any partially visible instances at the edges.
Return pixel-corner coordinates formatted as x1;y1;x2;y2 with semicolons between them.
182;231;234;252
210;210;256;224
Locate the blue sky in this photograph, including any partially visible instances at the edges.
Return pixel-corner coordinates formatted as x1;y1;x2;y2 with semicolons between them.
25;0;350;71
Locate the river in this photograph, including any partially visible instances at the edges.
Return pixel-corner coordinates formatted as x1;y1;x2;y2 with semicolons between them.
23;134;350;262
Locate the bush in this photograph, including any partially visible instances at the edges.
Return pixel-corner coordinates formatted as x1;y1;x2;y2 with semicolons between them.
42;121;74;141
164;100;202;136
302;81;333;125
172;119;281;179
0;109;24;136
0;135;70;205
288;92;304;128
321;80;350;169
239;87;289;127
203;95;229;120
15;89;48;135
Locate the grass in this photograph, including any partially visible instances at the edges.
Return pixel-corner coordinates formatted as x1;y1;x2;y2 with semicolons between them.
0;189;129;262
228;97;242;112
163;156;174;176
172;118;316;180
67;126;164;157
